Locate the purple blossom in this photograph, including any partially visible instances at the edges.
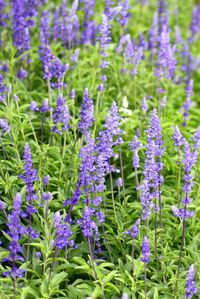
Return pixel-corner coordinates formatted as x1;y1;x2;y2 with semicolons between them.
70;89;76;99
0;199;6;210
77;88;94;134
54;212;74;249
188;5;200;43
42;192;52;201
11;0;30;53
50;57;69;89
0;118;10;135
129;136;141;169
60;0;80;48
20;144;38;215
81;0;96;45
116;177;123;187
81;206;97;238
64;183;81;208
42;175;50;186
117;0;130;28
98;14;111;85
185;264;198;299
154;24;176;79
172;126;184;149
52;94;70;134
96;101;123;176
3;193;25;278
173;140;197;220
125;219;140;239
141;236;150;263
172;206;194;219
193;126;200;150
141;97;148;113
17;68;27;80
185;79;193;99
70;49;80;65
148;12;158;56
138;179;151;220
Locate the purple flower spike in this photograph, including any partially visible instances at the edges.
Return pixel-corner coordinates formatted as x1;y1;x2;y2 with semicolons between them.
54;212;74;249
172;126;184;149
141;236;150;263
0;118;10;135
4;193;25;278
81;206;97;238
17;68;27;80
52;94;70;134
185;264;198;299
125;219;140;239
77;88;94;134
21;144;38;215
141;97;148;113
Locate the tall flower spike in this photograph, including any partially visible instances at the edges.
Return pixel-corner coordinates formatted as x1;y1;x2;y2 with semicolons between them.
54;212;74;249
52;94;70;134
185;264;198;299
11;0;30;54
125;219;140;239
98;13;111;90
81;0;96;45
141;236;150;263
3;193;25;278
77;88;94;134
172;126;184;149
21;144;38;215
141;97;148;113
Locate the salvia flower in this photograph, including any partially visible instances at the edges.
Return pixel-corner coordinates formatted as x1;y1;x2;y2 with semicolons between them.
42;175;50;186
20;144;38;215
81;0;96;45
30;99;50;113
96;101;123;176
52;94;70;134
129;135;141;169
3;193;25;278
172;140;198;219
81;206;97;238
11;0;30;53
98;13;111;88
17;68;27;80
185;264;198;299
172;126;184;149
117;0;130;28
77;88;94;134
193;126;200;150
148;12;158;56
0;118;10;136
125;218;140;239
141;97;148;113
141;236;150;263
54;212;74;249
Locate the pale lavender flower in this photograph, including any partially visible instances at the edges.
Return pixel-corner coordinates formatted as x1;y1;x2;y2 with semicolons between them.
141;97;148;113
172;126;184;149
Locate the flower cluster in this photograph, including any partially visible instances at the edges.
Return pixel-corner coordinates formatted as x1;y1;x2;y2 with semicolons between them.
54;212;74;249
3;193;25;278
52;94;70;134
20;144;38;215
